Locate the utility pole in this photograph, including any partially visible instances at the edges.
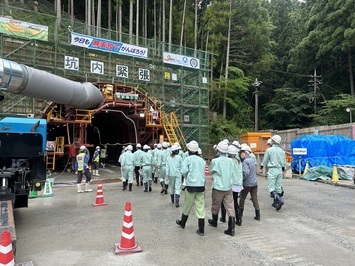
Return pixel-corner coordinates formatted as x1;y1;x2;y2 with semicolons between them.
308;69;322;114
253;78;262;131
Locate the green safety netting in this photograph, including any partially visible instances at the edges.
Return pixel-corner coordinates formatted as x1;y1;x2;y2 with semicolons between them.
302;166;353;181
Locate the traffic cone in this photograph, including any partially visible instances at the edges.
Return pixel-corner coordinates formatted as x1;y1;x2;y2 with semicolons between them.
114;202;142;254
92;180;107;207
331;164;339;182
0;231;15;266
303;162;309;176
42;178;53;197
205;164;210;176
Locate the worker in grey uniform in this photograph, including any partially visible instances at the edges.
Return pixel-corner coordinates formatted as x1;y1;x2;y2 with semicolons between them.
260;134;286;211
166;144;183;207
134;143;144;186
176;140;206;236
208;141;236;236
121;145;135;191
141;145;153;192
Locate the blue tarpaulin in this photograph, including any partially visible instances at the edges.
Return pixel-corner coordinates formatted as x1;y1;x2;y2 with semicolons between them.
291;135;355;173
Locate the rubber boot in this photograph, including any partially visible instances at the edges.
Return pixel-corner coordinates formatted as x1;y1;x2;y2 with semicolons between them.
96;170;100;177
136;178;140;186
238;208;244;226
77;184;84;193
85;182;92;192
254;209;260;221
129;183;132;191
236;208;242;226
122;181;127;190
208;214;218;227
148;180;152;192
220;203;226;223
170;194;175;204
224;217;235;236
160;182;165;194
176;214;188;229
175;194;180;208
144;183;148;192
196;218;205;236
164;184;168;194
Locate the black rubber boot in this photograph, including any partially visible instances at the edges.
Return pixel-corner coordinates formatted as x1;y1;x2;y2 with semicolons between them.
208;214;218;227
148;180;152;192
160;182;165;194
254;209;260;221
164;184;168;194
175;194;180;208
176;214;188;229
220;203;226;223
238;208;244;226
129;183;132;191
236;208;242;226
224;217;235;236
122;181;127;190
144;183;148;192
170;194;175;204
154;177;158;183
196;218;205;236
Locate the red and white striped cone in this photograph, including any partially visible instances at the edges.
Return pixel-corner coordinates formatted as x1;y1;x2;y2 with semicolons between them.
0;231;15;266
92;180;107;207
205;164;210;176
114;202;142;254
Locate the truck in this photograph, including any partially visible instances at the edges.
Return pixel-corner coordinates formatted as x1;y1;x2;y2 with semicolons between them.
0;117;47;208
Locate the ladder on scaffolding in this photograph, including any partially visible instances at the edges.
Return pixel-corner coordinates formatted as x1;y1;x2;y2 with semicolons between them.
46;136;65;171
161;112;187;150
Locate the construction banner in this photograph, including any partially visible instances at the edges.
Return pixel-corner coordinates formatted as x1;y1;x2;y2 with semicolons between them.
0;16;48;41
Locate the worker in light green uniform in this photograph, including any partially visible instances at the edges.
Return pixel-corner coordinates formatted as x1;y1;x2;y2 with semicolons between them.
176;140;206;236
141;145;153;192
166;144;183;207
209;141;236;237
121;145;135;191
260;134;286;211
156;142;169;194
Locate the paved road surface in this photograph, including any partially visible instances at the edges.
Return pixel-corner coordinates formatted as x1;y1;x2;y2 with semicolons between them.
13;165;355;266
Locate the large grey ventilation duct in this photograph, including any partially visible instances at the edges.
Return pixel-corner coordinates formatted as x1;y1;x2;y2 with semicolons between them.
0;58;103;109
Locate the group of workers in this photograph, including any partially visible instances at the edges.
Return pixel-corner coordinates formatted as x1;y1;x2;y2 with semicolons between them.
73;134;286;238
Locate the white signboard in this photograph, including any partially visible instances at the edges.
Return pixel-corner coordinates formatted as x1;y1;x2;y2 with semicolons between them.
293;148;307;155
163;52;200;69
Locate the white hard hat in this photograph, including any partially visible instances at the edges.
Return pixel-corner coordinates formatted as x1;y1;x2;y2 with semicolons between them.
232;141;240;148
80;145;86;151
198;148;202;155
143;144;150;150
157;143;162;149
240;144;252;153
222;139;229;144
188;140;199;152
271;134;281;144
171;144;179;152
136;143;141;148
267;138;272;144
162;142;168;148
127;145;133;151
217;141;229;153
96;146;100;149
228;145;239;155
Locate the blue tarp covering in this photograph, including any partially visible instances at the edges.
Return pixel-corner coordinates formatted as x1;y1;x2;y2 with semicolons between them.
291;135;355;173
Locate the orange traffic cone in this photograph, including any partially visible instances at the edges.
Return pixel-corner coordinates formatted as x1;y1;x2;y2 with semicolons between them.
205;164;210;176
92;180;107;207
114;202;142;254
0;231;15;266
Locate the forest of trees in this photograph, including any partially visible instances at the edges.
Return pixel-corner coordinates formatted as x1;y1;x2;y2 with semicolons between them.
4;0;355;142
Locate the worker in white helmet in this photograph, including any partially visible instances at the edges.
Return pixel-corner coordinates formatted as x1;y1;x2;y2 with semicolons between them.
260;134;286;211
92;146;101;177
152;143;162;183
134;143;144;186
208;141;236;237
121;145;135;191
74;145;92;193
156;142;170;194
141;145;153;192
166;144;183;207
99;145;108;168
176;140;206;236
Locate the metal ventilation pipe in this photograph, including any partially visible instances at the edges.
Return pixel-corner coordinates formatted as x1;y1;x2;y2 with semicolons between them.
0;58;103;109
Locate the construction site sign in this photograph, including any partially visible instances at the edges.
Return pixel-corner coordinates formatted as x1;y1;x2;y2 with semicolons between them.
163;52;200;69
0;16;48;41
71;32;148;59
